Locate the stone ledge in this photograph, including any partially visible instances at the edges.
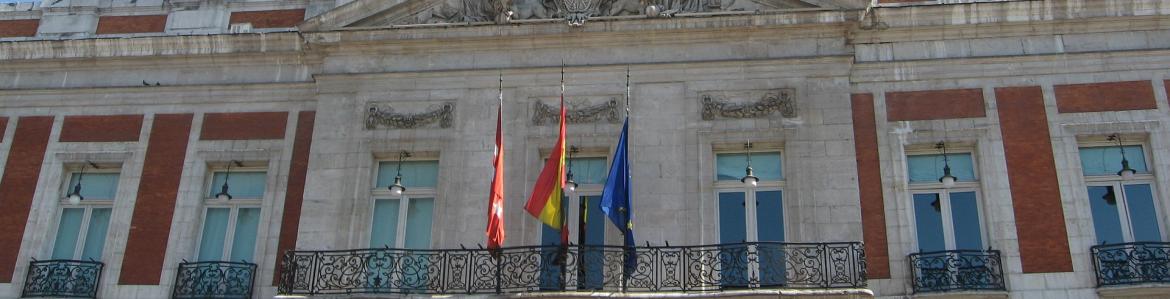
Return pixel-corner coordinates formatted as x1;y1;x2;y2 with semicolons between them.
274;288;874;299
911;290;1008;299
1097;283;1170;298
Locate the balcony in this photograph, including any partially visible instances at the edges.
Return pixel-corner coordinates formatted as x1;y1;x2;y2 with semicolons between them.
908;250;1005;294
172;261;257;299
278;242;867;295
21;259;104;298
1092;242;1170;287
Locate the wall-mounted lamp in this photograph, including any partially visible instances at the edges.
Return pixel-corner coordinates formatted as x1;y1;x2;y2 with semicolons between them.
389;151;411;195
215;160;243;200
1107;134;1136;180
66;161;99;205
936;142;956;189
741;142;759;187
565;146;579;193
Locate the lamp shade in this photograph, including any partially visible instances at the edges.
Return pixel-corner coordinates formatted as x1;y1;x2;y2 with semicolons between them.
67;193;82;205
940;175;956;188
389;175;406;194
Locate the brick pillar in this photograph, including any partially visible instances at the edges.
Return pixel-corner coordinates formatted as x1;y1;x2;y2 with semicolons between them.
273;111;315;285
851;93;890;278
119;114;193;284
0;116;54;282
995;86;1073;273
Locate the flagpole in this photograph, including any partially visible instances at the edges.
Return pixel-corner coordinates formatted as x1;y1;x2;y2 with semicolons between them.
559;62;569;290
622;65;633;292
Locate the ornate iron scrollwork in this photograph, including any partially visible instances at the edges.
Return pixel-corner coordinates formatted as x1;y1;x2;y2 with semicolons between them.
532;98;620;125
1092;242;1170;287
277;241;866;295
366;103;455;129
22;259;104;298
908;249;1005;293
701;89;797;120
172;261;258;299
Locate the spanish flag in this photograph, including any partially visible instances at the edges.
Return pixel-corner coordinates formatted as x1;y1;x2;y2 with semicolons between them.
524;69;568;238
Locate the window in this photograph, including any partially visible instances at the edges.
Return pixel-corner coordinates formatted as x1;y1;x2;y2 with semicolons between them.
195;169;266;262
1081;144;1164;244
370;160;437;249
906;152;984;252
714;150;784;286
534;156;609;290
51;168;118;261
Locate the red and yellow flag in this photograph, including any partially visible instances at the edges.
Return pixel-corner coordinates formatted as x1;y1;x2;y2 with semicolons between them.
524;74;567;234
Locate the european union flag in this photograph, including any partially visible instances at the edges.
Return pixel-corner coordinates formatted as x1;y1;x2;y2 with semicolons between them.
600;119;634;250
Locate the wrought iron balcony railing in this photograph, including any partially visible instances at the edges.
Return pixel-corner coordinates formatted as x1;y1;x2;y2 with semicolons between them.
278;242;866;295
21;259;104;298
172;260;258;299
908;249;1005;293
1092;242;1170;287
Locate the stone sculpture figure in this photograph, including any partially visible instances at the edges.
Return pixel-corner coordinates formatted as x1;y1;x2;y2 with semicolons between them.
602;0;645;16
512;0;553;19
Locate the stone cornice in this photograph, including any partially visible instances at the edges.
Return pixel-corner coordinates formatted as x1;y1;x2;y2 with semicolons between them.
0;82;316;108
850;48;1170;85
0;31;303;62
850;13;1170;45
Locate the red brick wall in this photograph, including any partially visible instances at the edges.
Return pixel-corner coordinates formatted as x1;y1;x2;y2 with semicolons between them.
1054;81;1157;113
119;114;193;285
229;9;305;28
995;86;1074;273
886;89;986;121
851;94;890;278
0;117;54;282
95;15;168;35
200;112;289;140
59;115;144;142
0;117;7;142
273;111;315;285
0;19;39;38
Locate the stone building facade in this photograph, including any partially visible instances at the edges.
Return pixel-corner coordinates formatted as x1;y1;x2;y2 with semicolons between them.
1;0;1169;298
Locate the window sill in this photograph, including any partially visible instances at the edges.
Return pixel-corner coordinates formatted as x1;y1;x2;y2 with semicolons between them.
1097;283;1170;298
912;290;1007;299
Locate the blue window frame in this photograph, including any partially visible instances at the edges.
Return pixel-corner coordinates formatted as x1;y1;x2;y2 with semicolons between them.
715;150;784;286
906;151;985;252
52;170;118;261
197;169;266;262
1081;145;1163;244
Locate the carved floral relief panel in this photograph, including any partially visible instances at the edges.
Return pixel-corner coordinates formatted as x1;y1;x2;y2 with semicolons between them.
366;102;456;129
700;88;796;120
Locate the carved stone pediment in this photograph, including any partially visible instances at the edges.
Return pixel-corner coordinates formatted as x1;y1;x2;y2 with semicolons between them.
366;102;456;129
700;89;796;120
532;97;621;125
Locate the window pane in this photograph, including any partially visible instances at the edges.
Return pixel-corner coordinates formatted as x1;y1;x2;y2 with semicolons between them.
1087;186;1125;244
716;152;781;181
908;154;975;183
1080;145;1149;176
69;173;119;200
80;208;111;261
197;208;231;261
370;199;400;248
913;193;945;252
756;191;784;242
209;171;267;198
1123;184;1162;242
718;192;747;244
570;158;608;185
581;196;606;245
51;208;86;260
377;161;439;188
229;208;261;262
949;192;983;250
404;198;434;249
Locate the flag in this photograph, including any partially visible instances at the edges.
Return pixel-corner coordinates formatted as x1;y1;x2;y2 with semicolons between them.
524;75;568;242
600;119;634;249
486;75;506;250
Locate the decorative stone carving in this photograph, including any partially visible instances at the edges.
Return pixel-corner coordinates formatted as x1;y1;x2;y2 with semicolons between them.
366;103;455;129
701;89;796;120
532;98;620;125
